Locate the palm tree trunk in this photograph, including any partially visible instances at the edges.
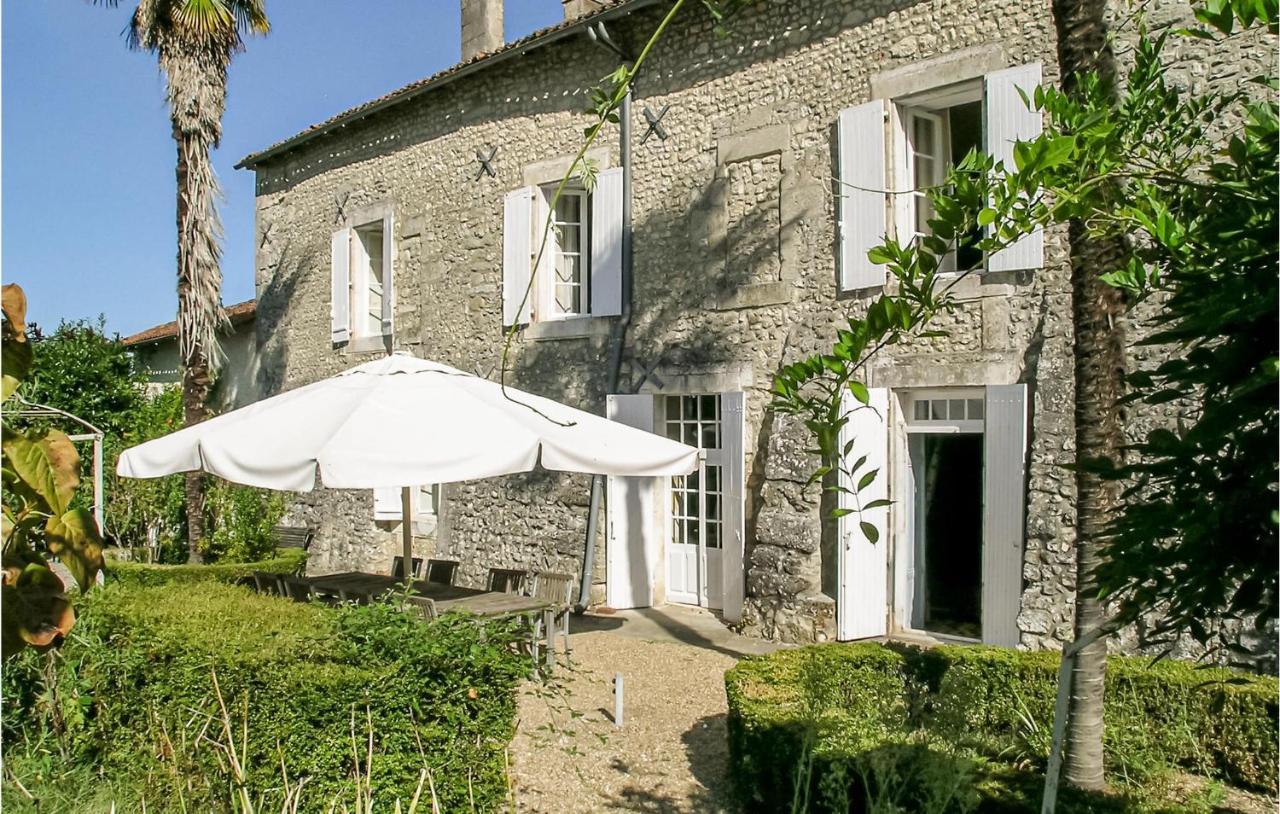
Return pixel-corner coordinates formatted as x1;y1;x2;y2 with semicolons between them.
1053;0;1128;791
165;46;229;565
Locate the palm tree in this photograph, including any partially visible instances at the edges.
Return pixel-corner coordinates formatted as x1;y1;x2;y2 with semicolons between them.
1051;0;1128;791
111;0;269;563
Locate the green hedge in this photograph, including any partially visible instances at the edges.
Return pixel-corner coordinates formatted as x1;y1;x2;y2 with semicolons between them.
725;643;1278;813
3;579;526;812
103;547;306;587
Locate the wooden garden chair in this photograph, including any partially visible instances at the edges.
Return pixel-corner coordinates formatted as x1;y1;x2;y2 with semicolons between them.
531;571;574;662
252;571;283;596
425;558;460;585
486;567;529;595
391;555;424;580
281;577;316;602
402;595;438;621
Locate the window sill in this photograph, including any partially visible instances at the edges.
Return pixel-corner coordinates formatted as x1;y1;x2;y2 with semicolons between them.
340;335;393;355
523;317;613;341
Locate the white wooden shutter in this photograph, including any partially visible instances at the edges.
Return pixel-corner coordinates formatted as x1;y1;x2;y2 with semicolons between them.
416;484;437;518
605;394;660;609
590;167;623;316
985;64;1045;272
837;100;888;291
380;214;395;336
373;486;401;521
502;187;534;327
720;391;746;623
981;384;1028;647
837;387;890;640
331;228;351;343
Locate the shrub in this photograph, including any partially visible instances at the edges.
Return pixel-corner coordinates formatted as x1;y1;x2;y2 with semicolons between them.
104;547;306;588
725;643;1279;813
3;580;527;812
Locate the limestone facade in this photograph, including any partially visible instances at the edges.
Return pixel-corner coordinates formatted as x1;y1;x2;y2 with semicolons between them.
242;0;1264;654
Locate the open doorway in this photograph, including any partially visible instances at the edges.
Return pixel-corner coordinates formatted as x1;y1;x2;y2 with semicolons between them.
910;433;983;638
902;391;986;641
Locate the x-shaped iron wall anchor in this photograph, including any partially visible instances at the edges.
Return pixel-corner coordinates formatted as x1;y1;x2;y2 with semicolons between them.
474;146;498;180
333;190;352;225
640;105;670;144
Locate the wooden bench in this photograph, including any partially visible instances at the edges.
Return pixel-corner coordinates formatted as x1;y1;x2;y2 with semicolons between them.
273;525;313;550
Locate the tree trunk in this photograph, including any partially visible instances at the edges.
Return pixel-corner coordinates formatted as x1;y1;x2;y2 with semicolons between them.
165;45;230;565
1053;0;1128;791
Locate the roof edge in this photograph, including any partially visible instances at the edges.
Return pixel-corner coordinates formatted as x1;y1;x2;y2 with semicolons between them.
236;0;659;171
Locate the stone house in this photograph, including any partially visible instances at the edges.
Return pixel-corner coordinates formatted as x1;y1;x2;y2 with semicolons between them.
124;298;260;410
236;0;1239;649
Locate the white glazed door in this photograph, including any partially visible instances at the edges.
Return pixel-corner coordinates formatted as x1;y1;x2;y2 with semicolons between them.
663;395;725;609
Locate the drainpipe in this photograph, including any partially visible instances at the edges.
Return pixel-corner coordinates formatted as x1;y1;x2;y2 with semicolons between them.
577;22;633;612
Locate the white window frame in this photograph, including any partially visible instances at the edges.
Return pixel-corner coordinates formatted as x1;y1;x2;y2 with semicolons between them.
349;220;387;339
904;387;987;434
534;185;592;322
891;81;983;275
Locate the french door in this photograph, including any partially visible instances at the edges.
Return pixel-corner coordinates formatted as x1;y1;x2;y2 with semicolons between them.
663;395;724;609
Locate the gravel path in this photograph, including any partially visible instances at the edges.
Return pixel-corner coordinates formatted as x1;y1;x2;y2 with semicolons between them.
508;630;742;813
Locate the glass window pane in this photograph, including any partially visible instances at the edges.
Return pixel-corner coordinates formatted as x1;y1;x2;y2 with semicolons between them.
914;400;930;421
913;116;935;156
706;494;720;522
967;398;984;420
700;395;718;422
948;399;966;420
688;520;699;546
931;400;947;420
701;424;718;449
666;396;681;421
683;423;697;446
557;225;582;254
665;421;681;442
704;466;718;492
688;491;699;519
555;194;581;223
705;522;721;549
689;469;700;491
683;397;698;420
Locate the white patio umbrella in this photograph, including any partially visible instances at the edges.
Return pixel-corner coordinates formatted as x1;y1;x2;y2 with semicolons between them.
117;354;700;569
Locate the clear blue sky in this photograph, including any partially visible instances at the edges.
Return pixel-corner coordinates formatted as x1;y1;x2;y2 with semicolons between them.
3;0;564;338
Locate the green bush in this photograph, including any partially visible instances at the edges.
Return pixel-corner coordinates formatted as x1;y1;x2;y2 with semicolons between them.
104;547;306;588
2;580;527;812
725;643;1279;813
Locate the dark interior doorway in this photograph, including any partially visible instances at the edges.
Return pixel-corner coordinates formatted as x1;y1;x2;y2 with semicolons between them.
920;433;983;638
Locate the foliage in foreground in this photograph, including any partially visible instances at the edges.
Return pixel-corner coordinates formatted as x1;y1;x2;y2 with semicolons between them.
725;643;1279;813
2;285;105;660
2;580;527;812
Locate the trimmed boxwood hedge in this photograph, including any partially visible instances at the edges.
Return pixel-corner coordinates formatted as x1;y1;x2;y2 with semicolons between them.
3;579;527;812
725;643;1278;813
104;547;307;587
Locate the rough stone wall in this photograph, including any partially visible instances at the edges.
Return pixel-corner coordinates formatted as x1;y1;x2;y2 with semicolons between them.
246;0;1264;652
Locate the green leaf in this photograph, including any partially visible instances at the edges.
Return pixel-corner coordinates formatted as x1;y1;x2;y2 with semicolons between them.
857;468;879;491
848;381;870;405
1;337;31;401
45;508;105;590
862;499;892;510
859;521;880;544
2;428;79;516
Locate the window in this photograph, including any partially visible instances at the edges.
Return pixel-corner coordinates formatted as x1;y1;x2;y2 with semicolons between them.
331;210;393;345
664;395;723;554
896;87;984;272
906;388;986;433
373;484;438;522
835;62;1044;291
502;168;623;327
537;187;590;320
351;221;386;338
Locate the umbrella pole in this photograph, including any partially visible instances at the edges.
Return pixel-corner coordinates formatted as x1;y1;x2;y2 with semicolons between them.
401;486;415;582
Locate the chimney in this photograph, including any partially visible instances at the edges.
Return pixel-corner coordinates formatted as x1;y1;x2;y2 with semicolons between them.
461;0;503;61
561;0;600;20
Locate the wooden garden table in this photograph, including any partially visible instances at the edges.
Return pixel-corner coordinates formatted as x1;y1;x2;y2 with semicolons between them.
307;571;558;668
